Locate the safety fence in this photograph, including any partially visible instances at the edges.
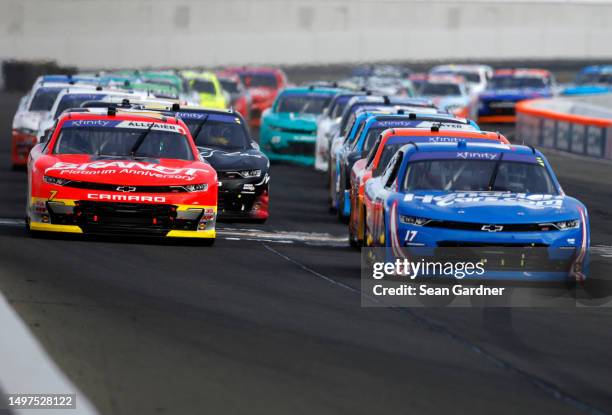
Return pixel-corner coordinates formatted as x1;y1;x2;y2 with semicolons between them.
516;97;612;160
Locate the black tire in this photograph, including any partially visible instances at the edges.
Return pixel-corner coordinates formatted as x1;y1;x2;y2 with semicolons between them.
362;209;369;247
200;238;215;247
349;233;360;249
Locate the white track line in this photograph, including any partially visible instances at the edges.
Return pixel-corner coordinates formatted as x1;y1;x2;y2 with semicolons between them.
0;292;99;415
0;218;348;246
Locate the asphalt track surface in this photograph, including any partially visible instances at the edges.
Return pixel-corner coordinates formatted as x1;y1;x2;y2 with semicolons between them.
1;92;612;415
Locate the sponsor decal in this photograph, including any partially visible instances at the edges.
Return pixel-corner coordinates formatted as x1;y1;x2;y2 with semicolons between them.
87;193;166;203
403;192;564;208
63;120;115;128
116;121;184;134
46;161;209;182
456;152;499;160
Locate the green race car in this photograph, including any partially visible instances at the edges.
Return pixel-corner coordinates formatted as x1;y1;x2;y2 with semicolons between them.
259;87;342;166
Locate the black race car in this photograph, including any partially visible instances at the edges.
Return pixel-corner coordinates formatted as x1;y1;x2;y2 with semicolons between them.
164;106;270;223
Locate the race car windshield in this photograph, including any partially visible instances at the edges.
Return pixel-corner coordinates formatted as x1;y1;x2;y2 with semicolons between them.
30;88;62;111
421;83;462;96
191;80;217;95
576;73;612;85
186;120;249;150
402;160;558;194
276;94;331;115
240;73;278;88
54;127;194;160
219;79;240;94
490;77;547;89
54;95;104;119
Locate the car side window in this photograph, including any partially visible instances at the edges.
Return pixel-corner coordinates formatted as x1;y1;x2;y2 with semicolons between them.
41;119;59;148
365;137;381;168
383;151;404;189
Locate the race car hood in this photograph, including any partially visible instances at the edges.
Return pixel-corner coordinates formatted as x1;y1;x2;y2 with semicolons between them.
400;191;584;223
479;88;552;102
13;110;47;131
264;112;318;132
198;147;268;172
38;154;216;185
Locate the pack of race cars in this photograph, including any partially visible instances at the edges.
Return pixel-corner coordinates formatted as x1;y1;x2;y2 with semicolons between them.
11;64;591;280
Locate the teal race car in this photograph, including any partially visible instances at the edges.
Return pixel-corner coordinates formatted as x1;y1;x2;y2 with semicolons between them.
259;87;341;165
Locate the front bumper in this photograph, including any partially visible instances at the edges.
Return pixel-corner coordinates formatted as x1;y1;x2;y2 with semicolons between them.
477;100;519;124
389;223;588;281
260;128;316;166
217;174;270;221
29;197;216;238
12;130;37;166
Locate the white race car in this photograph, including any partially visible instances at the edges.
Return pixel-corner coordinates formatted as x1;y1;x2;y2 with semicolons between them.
11;81;96;167
37;88;151;142
314;92;363;172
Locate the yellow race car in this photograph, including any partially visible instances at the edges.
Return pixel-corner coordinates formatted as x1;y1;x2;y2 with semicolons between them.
181;71;228;110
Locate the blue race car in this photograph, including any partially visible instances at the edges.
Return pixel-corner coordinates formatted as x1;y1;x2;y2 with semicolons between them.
333;111;479;220
364;141;589;281
259;86;342;166
561;65;612;96
476;69;555;124
328;95;438;209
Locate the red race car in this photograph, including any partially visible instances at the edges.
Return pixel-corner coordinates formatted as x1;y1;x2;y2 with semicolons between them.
349;127;510;247
216;71;252;123
224;67;288;129
26;108;218;244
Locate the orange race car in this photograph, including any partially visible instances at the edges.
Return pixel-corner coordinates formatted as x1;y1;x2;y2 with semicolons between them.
348;127;510;247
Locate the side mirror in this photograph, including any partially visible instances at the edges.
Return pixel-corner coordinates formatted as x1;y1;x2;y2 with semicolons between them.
251;141;260;150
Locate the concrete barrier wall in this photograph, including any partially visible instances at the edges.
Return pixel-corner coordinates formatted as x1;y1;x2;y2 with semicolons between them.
517;96;612;160
1;0;612;69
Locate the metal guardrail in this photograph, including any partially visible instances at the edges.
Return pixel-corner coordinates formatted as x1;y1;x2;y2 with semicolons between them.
516;96;612;160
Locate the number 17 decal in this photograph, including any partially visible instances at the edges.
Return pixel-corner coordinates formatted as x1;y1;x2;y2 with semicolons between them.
404;230;418;242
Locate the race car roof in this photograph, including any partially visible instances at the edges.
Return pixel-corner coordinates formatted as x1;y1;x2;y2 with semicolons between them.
382;128;508;143
160;107;244;124
580;65;612;74
493;68;551;78
397;141;538;155
348;95;436;108
279;86;344;96
57;108;181;124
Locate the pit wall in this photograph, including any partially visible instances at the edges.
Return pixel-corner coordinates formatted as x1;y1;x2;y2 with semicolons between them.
516;97;612;160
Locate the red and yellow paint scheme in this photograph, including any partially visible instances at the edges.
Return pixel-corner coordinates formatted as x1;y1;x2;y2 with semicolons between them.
349;128;510;247
26;110;218;242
